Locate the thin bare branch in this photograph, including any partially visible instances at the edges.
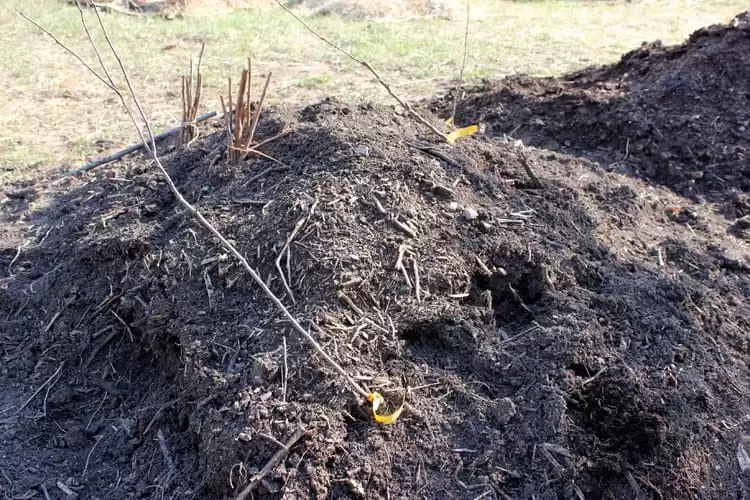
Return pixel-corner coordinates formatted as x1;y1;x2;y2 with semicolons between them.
18;11;114;92
275;1;446;141
247;72;272;148
24;5;369;401
196;41;205;77
450;0;471;124
181;42;205;146
88;4;158;154
75;0;119;89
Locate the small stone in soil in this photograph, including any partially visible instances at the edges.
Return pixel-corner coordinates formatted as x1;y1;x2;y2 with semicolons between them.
491;397;517;425
463;208;479;220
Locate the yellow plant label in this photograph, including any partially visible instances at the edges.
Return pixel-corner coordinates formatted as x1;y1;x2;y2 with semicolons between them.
368;391;406;424
446;124;478;144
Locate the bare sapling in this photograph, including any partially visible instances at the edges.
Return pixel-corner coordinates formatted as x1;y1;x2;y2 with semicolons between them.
179;42;205;147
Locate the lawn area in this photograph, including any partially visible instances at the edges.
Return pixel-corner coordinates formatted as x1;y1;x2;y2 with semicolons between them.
0;0;745;177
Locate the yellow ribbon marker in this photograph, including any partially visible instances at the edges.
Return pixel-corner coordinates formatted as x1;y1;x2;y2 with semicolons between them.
367;387;407;425
446;124;478;145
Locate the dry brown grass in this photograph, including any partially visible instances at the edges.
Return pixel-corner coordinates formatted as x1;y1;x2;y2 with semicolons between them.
0;0;746;180
286;0;462;20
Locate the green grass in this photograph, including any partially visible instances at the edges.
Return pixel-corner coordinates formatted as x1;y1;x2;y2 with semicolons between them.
0;0;745;178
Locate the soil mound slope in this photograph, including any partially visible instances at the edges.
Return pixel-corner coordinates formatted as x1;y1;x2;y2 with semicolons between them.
432;12;750;217
2;96;749;499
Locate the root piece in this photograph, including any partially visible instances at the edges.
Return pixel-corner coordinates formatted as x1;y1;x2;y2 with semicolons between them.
395;245;413;289
234;428;305;500
16;362;65;415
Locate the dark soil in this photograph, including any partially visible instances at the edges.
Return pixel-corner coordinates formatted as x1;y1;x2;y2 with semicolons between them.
1;13;749;500
431;12;750;218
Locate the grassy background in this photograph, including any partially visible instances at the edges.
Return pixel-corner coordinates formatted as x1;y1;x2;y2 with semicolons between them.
0;0;745;178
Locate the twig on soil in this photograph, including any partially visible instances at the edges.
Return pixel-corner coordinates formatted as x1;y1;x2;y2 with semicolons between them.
41;483;52;500
82;327;120;370
16;362;64;415
258;432;286;450
633;474;664;500
449;0;471;125
42;370;62;417
499;322;541;346
55;481;77;498
539;446;563;471
232;198;270;207
44;297;73;333
8;243;27;274
142;399;181;437
229;463;248;490
74;303;93;330
337;291;365;317
276;1;446;141
474;255;493;277
507;284;532;314
70;112;216;174
625;472;644;499
393;218;418;238
516;146;541;187
157;429;176;473
412;258;422;303
0;467;12;487
234;427;304;500
86;393;108;431
110;309;134;342
282;336;288;403
23;6;370;400
372;195;387;215
242;165;291;187
471;491;492;500
581;367;607;387
275;199;318;303
395;244;412;288
372;194;418;238
349;323;367;344
410;143;462;169
82;433;103;477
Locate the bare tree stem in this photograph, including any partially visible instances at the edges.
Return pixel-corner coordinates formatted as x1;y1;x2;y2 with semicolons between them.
276;1;447;141
21;7;369;401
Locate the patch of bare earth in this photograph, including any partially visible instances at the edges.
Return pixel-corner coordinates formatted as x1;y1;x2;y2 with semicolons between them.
1;12;749;500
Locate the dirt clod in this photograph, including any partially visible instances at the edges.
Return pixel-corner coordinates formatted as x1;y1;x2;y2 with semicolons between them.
490;397;516;426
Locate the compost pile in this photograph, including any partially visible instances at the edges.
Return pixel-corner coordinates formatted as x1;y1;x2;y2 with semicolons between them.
433;12;750;217
1;13;749;500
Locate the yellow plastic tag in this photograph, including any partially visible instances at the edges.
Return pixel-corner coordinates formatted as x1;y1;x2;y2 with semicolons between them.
445;116;454;127
446;124;478;144
367;390;406;425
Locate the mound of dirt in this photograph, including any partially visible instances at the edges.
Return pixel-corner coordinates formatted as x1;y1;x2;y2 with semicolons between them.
432;12;750;218
2;90;749;499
